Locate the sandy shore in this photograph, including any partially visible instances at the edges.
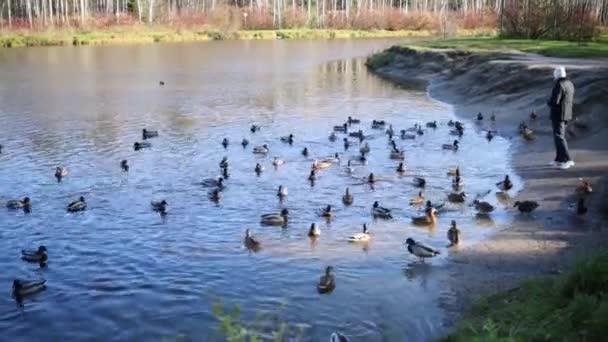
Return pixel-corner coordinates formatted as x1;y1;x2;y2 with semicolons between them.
368;47;608;328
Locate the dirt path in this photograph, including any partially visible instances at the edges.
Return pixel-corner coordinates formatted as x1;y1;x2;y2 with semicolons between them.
370;47;608;328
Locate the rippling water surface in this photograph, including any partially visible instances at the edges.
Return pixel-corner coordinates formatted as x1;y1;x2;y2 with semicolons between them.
0;40;518;341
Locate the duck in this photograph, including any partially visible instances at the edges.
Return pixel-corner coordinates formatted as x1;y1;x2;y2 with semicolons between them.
426;200;446;211
221;166;229;179
413;177;426;188
272;157;285;167
476;112;483;121
244;229;261;250
486;130;494;141
426;121;437;129
54;167;68;182
120;159;129;172
221;138;229;148
142;129;159;139
397;162;406;174
159;80;165;86
308;223;321;237
386;124;395;138
348;224;371;242
151;200;168;214
442;140;459;151
452;176;464;191
447;192;467;203
473;199;494;213
67;196;86;212
133;141;152;151
359;142;370;155
302;147;309;157
277;185;288;199
219;157;229;169
6;197;31;210
405;238;440;261
345;160;355;174
308;170;317;182
250;124;260;133
447;120;455;127
347;116;360;125
496;175;513;191
201;177;225;188
333;123;348;132
321;153;340;164
490;113;496;121
513;200;539;213
530;111;538;120
522;127;535;141
255;163;264;175
330;332;351;342
367;173;376;184
280;134;294;145
312;160;332;170
371;120;386;129
0;144;3;153
329;132;338;142
12;279;46;302
409;191;425;205
576;180;593;195
343;138;350;150
372;201;392;219
342;188;354;205
21;246;48;264
253;144;269;154
447;166;460;177
209;189;222;202
390;149;404;160
349;129;364;138
416;126;424;135
400;130;416;140
317;266;335;294
320;205;333;218
447;220;461;246
260;208;289;226
411;207;437;226
450;128;464;137
576;198;588;215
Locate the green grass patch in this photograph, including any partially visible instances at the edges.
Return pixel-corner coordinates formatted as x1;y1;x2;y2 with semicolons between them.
444;248;608;341
411;35;608;58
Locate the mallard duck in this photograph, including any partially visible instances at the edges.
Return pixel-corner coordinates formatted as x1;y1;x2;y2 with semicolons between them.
348;224;371;242
390;150;404;160
442;140;459;151
301;147;309;157
308;170;317;182
317;266;335;294
447;220;460;246
241;138;249;148
413;177;426;188
343;138;350;150
120;159;129;172
372;201;392;219
405;238;440;261
250;124;260;133
333;123;348;132
348;116;360;125
253;144;269;154
329;132;338;142
522;127;535;141
280;134;294;145
576;180;593;195
330;332;351;342
272;157;285;167
401;130;416;140
410;191;424;205
21;246;48;264
576;198;588;215
386;125;395;138
447;166;460;177
513;200;539;213
151;200;168;214
397;162;406;174
359;142;370;155
448;192;467;203
473;199;494;213
67;196;86;212
349;129;364;138
6;197;31;210
530;111;538;120
219;157;229;169
221;138;229;148
496;175;513;191
322;153;340;164
486;130;494;141
244;229;261;250
260;208;289;226
371;120;386;129
308;223;321;237
342;188;354;205
411;207;437;226
133;141;151;151
12;279;46;302
416;126;424;135
476;112;483;121
209;189;221;202
426;121;437;129
201;177;225;188
54;167;68;182
320;205;333;218
452;176;464;191
277;185;288;199
255;163;264;175
142;129;159;139
312;160;332;170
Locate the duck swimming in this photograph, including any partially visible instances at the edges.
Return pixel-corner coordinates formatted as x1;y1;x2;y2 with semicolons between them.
272;157;285;167
67;196;86;212
133;141;152;151
411;207;437;226
343;138;350;150
359;142;370;155
201;177;225;188
513;200;539;213
219;157;229;169
221;138;229;148
401;130;416;140
317;266;335;294
55;167;68;182
241;138;249;148
342;188;354;205
530;111;538;120
397;162;406;174
320;205;333;218
329;132;338;142
209;189;222;202
410;191;424;205
21;246;48;264
6;197;31;211
347;116;360;125
255;163;264;175
447;220;460;246
345;160;355;174
413;177;426;188
308;223;321;237
142;129;159;140
372;201;392;219
120;160;129;172
244;229;261;251
522;126;535;141
367;173;376;184
448;192;467;203
277;185;288;199
302;147;309;157
473;199;494;213
405;238;440;262
426;121;437;129
333;123;348;132
371;120;386;129
331;332;351;342
390;149;404;160
308;169;317;182
280;134;294;145
452;176;464;191
496;175;513;191
250;124;260;133
253;144;269;154
312;160;332;170
12;279;46;303
476;112;483;121
260;208;289;226
442;140;459;151
151;200;168;214
348;224;371;242
386;124;395;138
486;130;494;141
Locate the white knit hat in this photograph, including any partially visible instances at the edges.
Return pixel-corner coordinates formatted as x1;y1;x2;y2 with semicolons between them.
553;66;567;79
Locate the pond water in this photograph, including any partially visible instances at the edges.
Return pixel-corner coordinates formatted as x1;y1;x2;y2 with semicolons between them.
0;39;518;341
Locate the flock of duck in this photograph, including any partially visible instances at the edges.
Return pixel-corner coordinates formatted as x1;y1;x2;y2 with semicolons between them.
3;110;594;340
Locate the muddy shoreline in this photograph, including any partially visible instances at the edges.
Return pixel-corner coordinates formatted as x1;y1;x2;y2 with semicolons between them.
368;46;608;330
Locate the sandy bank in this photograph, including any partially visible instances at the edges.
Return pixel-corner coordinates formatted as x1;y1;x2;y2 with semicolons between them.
368;46;608;327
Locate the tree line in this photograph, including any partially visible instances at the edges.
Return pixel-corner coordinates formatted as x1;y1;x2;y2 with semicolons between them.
0;0;606;39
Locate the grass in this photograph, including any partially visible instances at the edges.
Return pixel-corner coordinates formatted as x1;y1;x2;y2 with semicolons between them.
444;248;608;341
412;35;608;58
